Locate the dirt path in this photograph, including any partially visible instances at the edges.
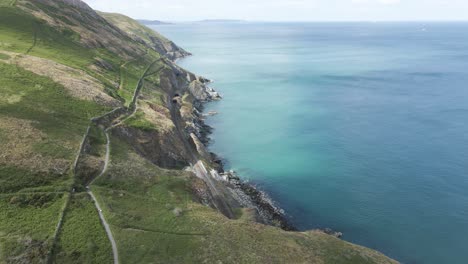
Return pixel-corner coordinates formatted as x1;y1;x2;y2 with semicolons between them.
84;130;117;262
85;131;117;261
129;58;163;110
45;58;160;263
87;190;119;264
112;64;165;128
84;58;163;264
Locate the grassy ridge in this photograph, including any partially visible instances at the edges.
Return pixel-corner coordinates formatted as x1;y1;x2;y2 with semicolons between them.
0;4;154;104
122;110;157;131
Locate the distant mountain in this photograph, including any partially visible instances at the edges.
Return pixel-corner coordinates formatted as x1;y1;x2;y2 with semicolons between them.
137;19;172;25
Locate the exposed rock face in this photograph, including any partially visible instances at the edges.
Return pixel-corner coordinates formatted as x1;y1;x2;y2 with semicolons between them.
146;35;191;61
321;228;343;238
111;126;191;170
188;80;222;101
216;170;296;230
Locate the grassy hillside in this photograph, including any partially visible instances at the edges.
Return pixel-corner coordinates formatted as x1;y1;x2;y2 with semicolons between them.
0;0;398;263
99;12;191;61
53;193;113;263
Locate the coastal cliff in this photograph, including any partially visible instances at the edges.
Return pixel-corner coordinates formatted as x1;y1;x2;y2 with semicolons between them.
0;0;397;263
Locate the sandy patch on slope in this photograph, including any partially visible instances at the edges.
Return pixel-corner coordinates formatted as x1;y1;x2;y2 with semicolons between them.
14;54;121;107
0;116;70;174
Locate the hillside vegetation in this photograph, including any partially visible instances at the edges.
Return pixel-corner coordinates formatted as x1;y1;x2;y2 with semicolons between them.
0;0;398;263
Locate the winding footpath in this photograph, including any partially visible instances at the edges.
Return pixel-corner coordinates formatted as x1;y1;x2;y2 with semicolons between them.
86;131;118;263
84;58;162;264
46;56;162;264
87;191;118;263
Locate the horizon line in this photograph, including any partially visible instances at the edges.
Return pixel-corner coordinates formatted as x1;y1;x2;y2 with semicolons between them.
141;19;468;23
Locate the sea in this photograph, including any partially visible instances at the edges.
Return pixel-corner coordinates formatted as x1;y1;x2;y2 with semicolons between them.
152;22;468;264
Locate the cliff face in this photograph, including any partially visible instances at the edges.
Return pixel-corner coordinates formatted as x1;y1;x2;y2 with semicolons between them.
0;0;398;263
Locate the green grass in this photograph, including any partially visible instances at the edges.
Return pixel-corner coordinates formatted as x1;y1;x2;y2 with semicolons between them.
91;136;206;263
0;7;92;68
0;5;127;103
0;62;108;141
118;54;159;106
0;62;108;192
143;86;165;106
0;166;71;194
54;194;113;264
1;2;162;107
0;59;109;193
122;110;157;131
0;52;9;59
89;136;396;264
118;60;144;104
0;0;16;7
0;192;67;263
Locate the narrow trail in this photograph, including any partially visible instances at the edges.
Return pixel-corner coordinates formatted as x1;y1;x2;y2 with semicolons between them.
46;57;161;264
87;190;119;264
85;130;117;264
47;122;92;264
129;58;163;110
111;65;165;128
118;50;148;92
84;58;163;264
89;132;110;186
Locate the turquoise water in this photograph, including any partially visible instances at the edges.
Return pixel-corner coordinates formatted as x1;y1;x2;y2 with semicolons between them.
152;22;468;264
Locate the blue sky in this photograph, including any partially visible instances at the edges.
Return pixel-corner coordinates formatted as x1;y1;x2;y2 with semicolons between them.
84;0;468;21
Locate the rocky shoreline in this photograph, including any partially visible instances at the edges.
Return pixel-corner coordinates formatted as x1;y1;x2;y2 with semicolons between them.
186;80;297;230
185;73;344;237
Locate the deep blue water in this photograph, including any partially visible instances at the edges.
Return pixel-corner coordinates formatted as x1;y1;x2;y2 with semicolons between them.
152;22;468;264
